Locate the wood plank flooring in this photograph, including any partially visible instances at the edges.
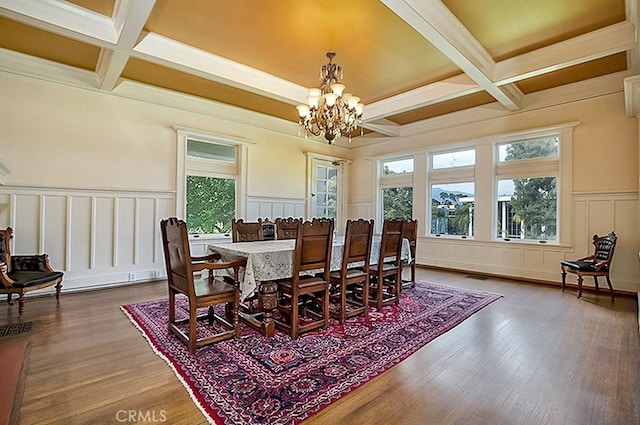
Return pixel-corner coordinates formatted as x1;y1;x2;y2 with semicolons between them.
1;269;638;425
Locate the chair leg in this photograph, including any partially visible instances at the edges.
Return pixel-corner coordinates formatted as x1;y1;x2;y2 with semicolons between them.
605;274;615;302
577;276;584;298
322;284;329;329
18;294;25;315
6;293;12;305
561;269;566;291
339;282;346;324
290;293;299;340
168;291;176;325
593;276;599;293
188;303;197;354
233;292;240;338
56;282;62;302
410;263;416;288
362;280;369;318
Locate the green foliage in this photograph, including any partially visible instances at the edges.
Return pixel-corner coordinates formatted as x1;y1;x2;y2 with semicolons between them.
383;187;413;220
505;138;558;239
186;176;235;234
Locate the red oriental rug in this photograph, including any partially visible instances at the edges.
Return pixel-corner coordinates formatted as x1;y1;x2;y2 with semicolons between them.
121;281;501;425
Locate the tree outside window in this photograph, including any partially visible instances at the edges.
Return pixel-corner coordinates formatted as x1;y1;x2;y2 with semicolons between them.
497;137;558;241
186;176;235;234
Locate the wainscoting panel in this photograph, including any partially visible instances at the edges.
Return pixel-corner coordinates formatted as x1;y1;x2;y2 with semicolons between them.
419;191;639;293
0;186;176;293
247;196;306;220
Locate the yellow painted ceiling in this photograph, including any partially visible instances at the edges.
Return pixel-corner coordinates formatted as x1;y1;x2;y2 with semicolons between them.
0;0;630;133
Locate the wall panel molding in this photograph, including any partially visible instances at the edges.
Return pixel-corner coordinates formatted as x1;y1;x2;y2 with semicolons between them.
246;195;306;219
0;185;175;293
419;190;639;293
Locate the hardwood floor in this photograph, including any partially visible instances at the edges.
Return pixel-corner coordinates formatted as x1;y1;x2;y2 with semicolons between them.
2;269;638;425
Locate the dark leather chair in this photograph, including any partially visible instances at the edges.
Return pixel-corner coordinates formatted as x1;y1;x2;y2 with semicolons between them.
0;227;64;316
401;218;418;290
329;219;373;323
561;232;617;300
160;218;246;353
368;218;404;311
275;217;302;240
275;218;334;339
231;218;264;242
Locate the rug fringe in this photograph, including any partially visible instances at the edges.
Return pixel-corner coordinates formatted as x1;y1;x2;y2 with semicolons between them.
120;306;219;425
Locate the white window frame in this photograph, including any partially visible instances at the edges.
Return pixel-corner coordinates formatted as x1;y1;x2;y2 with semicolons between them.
174;126;253;238
377;156;415;232
491;125;573;245
427;146;476;239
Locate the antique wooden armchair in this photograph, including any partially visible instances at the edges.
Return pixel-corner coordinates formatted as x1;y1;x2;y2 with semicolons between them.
275;218;334;339
0;227;64;315
329;219;374;323
368;218;404;311
161;218;246;353
401;218;418;290
231;218;264;242
561;232;617;300
275;217;302;240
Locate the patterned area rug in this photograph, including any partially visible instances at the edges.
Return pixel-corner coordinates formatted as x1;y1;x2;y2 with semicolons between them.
121;281;502;425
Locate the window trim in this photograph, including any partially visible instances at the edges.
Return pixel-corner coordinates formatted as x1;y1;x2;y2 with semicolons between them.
174;126;253;227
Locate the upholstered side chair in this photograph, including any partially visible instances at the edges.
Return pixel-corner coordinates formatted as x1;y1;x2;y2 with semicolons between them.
561;232;617;300
0;227;64;315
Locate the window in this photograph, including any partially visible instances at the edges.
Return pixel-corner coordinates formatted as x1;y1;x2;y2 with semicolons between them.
429;148;475;237
379;157;414;223
495;136;559;242
314;164;338;219
175;127;250;236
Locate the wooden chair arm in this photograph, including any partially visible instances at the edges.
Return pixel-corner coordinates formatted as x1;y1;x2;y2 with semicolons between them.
191;251;221;263
0;262;16;287
576;254;595;262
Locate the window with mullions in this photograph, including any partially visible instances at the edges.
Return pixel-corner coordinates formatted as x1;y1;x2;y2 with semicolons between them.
379;157;414;222
429;148;475;237
495;136;559;242
185;138;237;235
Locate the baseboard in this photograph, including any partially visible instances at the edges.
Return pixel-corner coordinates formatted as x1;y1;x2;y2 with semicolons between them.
418;264;637;298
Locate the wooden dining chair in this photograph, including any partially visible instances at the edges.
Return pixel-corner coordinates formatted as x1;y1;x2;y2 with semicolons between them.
561;231;617;300
161;217;246;353
329;219;374;323
275;218;334;339
401;218;418;290
231;218;263;242
275;217;302;240
368;218;405;311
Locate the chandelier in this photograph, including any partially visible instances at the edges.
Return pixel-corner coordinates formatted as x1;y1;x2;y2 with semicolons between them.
296;51;365;144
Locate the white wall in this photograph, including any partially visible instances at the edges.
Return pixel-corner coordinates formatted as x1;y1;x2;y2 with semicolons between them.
349;90;640;293
1;71;638;295
0;73;351;292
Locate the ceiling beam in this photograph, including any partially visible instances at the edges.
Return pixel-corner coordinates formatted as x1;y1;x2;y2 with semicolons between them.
494;21;635;85
133;32;308;104
380;0;523;111
97;0;155;90
364;73;480;121
0;0;117;44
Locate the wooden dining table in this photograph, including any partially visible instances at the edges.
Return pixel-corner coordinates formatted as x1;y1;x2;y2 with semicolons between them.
208;236;411;337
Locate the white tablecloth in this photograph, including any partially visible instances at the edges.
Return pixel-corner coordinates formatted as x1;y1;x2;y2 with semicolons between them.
208;236;411;300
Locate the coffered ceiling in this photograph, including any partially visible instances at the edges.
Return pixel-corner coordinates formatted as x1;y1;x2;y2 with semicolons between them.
0;0;637;145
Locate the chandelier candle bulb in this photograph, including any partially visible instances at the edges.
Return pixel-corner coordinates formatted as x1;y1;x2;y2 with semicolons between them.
296;50;365;144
